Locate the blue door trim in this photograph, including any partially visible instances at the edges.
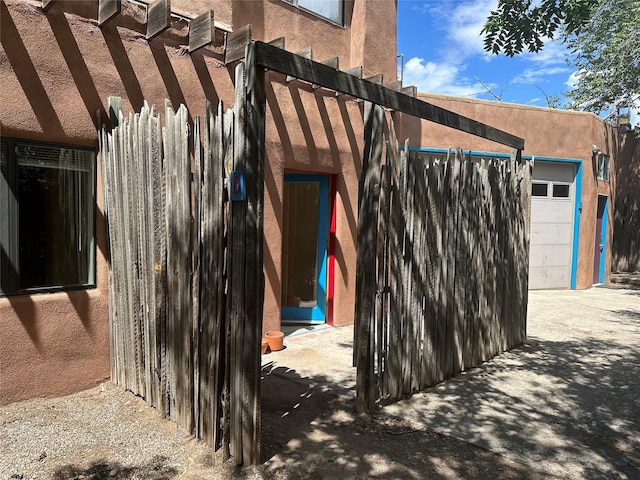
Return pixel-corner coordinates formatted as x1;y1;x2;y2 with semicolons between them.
598;195;608;284
281;173;329;323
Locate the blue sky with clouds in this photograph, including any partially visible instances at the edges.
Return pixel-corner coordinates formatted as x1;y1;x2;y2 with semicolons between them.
397;0;576;107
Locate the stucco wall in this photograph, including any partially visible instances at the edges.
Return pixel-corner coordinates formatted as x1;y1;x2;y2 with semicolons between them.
0;0;392;403
401;93;620;289
0;0;235;405
262;75;363;332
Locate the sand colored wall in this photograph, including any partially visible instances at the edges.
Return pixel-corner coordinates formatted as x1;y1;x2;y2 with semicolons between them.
0;0;236;405
0;0;398;403
232;0;397;82
400;93;620;289
262;74;363;332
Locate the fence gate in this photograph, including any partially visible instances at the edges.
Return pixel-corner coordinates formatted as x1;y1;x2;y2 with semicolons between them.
100;62;262;465
355;103;532;412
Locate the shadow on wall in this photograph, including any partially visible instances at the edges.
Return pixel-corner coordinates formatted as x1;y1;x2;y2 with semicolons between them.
263;76;363;312
0;1;66;136
1;1;226;140
613;135;640;272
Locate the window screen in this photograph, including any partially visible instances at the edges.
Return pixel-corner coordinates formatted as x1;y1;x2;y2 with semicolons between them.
1;138;95;295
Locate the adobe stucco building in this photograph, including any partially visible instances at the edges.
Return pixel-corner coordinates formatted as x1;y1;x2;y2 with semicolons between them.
0;0;627;406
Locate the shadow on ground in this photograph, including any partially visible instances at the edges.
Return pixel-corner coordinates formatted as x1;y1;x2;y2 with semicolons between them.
385;336;640;479
52;456;178;480
260;363;555;479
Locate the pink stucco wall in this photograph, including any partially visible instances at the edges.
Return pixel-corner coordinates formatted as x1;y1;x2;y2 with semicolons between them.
0;0;395;404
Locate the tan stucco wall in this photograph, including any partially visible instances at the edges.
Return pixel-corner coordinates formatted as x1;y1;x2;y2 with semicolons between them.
232;0;397;82
402;93;620;289
0;0;237;405
262;75;363;332
0;0;396;403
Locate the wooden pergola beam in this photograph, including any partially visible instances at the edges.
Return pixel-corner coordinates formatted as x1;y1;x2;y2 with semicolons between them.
251;41;524;150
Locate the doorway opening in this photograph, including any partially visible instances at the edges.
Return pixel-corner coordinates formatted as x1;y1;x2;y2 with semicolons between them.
593;195;608;284
281;173;330;324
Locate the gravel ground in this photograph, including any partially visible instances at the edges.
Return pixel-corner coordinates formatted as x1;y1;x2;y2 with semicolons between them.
0;383;260;480
2;286;638;479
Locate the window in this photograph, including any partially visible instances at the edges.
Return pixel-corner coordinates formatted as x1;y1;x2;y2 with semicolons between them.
552;184;570;198
283;0;344;25
532;182;548;197
1;138;95;295
597;153;610;181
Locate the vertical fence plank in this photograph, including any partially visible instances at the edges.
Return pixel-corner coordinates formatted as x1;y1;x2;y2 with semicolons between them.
373;144;530;404
243;42;266;464
355;101;384;413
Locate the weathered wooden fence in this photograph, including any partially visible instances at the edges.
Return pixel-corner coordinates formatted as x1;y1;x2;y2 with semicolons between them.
355;103;532;411
99;61;263;465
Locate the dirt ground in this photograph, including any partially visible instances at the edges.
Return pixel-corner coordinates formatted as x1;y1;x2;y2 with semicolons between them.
3;285;638;479
0;378;554;480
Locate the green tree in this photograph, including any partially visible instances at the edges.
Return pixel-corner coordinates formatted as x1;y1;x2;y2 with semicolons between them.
482;0;640;116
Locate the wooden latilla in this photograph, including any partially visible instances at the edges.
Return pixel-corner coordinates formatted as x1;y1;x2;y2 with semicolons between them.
189;10;215;52
98;0;120;26
146;0;171;40
100;98;234;457
354;113;532;409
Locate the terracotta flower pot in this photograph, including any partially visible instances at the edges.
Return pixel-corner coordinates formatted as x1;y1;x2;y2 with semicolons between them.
261;338;270;355
265;331;284;352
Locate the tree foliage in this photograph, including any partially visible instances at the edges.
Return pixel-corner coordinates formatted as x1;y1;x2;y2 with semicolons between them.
481;0;597;56
565;0;640;113
482;0;640;116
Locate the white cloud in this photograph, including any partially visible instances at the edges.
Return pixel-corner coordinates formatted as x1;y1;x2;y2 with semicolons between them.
565;70;582;89
445;0;497;58
403;57;492;97
511;66;570;85
522;38;570;66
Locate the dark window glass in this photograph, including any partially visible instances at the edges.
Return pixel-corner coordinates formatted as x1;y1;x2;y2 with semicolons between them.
0;138;95;295
532;183;548;197
552;184;570;198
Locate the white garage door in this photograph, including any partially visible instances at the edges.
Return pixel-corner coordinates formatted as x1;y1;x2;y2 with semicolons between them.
529;161;576;289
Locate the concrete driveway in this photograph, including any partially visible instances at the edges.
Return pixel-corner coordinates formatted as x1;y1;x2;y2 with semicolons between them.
266;286;640;479
385;287;640;479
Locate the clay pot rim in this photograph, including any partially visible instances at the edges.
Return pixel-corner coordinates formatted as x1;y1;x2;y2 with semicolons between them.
265;330;284;338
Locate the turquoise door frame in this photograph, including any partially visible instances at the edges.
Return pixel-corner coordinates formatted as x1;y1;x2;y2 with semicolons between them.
596;195;609;284
281;173;329;323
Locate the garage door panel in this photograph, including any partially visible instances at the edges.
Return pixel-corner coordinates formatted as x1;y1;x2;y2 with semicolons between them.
529;161;576;290
529;244;572;267
531;223;573;245
530;200;573;224
529;266;570;290
533;162;575;183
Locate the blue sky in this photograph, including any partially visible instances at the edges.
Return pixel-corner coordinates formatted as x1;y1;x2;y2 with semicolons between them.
397;0;576;108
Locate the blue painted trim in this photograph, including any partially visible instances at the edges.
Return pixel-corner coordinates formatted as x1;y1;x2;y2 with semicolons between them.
599;196;608;284
529;158;583;290
410;147;584;289
281;174;329;323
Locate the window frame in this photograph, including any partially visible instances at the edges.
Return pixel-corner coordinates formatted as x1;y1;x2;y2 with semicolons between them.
596;153;610;182
0;137;97;297
281;0;345;27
